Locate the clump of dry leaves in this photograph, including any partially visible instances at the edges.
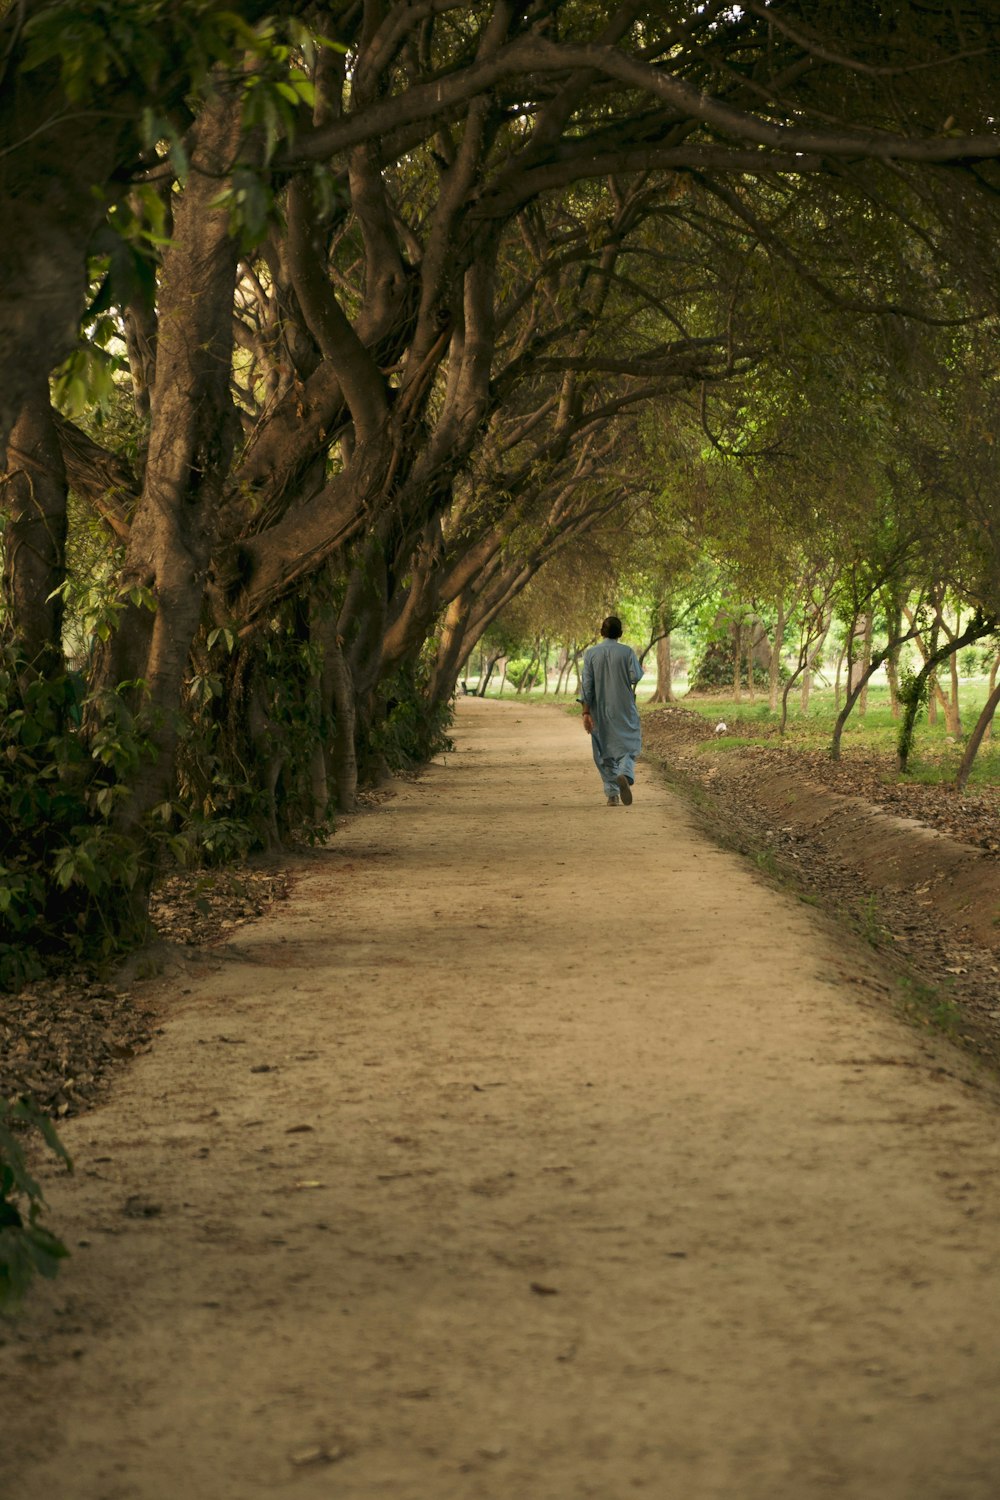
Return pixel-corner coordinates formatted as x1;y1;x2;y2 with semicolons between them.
1;867;287;1117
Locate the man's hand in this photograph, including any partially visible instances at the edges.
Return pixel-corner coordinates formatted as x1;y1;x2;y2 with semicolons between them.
582;708;594;734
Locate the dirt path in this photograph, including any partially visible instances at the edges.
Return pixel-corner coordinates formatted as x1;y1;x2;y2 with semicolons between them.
5;698;1000;1500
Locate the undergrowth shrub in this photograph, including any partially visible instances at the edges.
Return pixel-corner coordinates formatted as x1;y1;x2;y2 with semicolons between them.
689;637;772;693
0;1097;71;1312
371;662;454;769
0;650;155;985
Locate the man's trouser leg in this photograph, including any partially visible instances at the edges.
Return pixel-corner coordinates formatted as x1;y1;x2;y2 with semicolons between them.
591;734;619;797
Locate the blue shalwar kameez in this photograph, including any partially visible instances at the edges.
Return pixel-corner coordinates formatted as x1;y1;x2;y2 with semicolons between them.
580;638;644;798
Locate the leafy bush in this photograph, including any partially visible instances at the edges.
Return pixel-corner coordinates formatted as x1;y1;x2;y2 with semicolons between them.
369;663;454;770
505;657;541;690
689;638;772;693
0;1098;71;1311
0;649;155;982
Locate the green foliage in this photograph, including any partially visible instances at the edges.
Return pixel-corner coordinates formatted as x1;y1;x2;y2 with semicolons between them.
51;340;126;421
174;610;338;856
20;2;331;109
20;2;344;249
897;667;930;713
897;977;962;1040
370;663;454;770
689;637;770;692
0;650;157;982
0;1098;72;1313
505;657;541;691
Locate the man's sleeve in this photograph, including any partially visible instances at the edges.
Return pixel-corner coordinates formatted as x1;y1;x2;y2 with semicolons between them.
580;649;594;704
630;649;643;686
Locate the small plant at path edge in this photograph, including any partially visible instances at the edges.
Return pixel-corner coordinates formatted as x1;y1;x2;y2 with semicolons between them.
0;1098;72;1312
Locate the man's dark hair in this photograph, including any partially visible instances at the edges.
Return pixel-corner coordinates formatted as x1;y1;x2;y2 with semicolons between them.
601;616;623;639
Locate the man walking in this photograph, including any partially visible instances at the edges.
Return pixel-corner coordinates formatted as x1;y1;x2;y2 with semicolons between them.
580;616;644;806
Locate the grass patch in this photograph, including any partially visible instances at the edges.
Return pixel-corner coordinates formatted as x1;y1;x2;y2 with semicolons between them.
695;736;771;752
476;678;1000;790
897;976;963;1039
858;894;890;947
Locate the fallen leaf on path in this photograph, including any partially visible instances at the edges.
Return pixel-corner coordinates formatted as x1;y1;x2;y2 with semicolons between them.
529;1282;559;1296
288;1445;345;1466
123;1196;162;1218
293;1180;324;1189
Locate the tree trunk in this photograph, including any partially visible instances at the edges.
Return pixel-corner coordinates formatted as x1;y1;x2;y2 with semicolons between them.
848;615;869;695
885;649;901;718
955;680;1000;791
88;94;244;937
898;613;993;772
768;603;785;712
947;630;963;737
477;653;501;696
516;646;539;694
325;632;358;812
858;611;873;715
123;299;158;421
428;595;472;706
247;661;283;849
658;633;673;702
1;380;68;684
801;613;831;716
985;653;1000;743
831;655;884;760
554;649;570;697
732;622;742;700
833;646;845;712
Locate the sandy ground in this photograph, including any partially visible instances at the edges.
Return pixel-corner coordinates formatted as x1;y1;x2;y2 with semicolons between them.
4;697;1000;1500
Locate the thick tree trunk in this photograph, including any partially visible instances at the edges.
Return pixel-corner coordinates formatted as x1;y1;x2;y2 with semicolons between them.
1;381;68;682
0;97;134;450
90;94;244;935
428;596;472;707
123;300;158;421
340;537;391;776
325;633;358;812
885;650;901;718
848;615;869;695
